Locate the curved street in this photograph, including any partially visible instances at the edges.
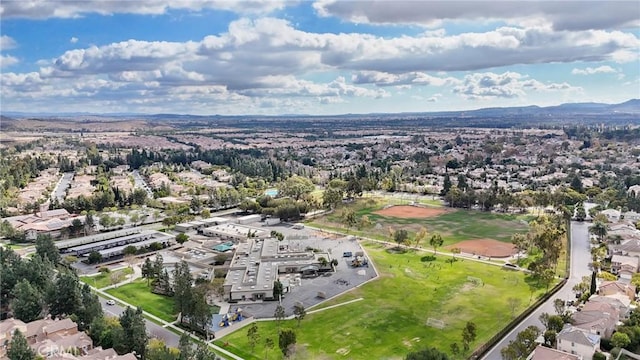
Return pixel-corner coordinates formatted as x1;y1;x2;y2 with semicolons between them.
481;221;592;360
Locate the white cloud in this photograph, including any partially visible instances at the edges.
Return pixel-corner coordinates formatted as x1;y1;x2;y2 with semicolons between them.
453;72;582;99
0;0;292;19
1;16;634;114
0;35;16;50
571;65;618;75
0;54;18;68
313;1;640;31
70;37;78;43
352;71;458;87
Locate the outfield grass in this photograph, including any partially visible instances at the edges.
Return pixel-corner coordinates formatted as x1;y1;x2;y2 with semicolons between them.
80;268;134;289
216;241;549;359
106;279;177;322
308;198;531;247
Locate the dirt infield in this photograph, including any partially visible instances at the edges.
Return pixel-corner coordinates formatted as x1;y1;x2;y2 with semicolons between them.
374;205;448;219
445;239;516;258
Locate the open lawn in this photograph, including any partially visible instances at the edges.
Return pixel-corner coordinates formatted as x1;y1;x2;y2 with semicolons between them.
307;198;531;247
80;267;133;289
106;279;177;322
216;241;550;360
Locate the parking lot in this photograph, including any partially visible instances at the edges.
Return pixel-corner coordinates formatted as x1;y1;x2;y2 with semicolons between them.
228;223;378;319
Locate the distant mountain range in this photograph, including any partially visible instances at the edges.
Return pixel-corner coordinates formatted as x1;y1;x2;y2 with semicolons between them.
2;99;639;119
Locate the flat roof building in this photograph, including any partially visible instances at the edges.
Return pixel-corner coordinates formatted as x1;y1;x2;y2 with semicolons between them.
202;223;268;242
67;230;173;257
223;238;330;302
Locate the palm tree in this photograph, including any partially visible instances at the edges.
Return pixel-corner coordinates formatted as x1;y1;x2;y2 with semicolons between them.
589;221;608;242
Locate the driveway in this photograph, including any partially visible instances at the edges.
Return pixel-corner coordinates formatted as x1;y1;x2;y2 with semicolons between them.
481;221;592;360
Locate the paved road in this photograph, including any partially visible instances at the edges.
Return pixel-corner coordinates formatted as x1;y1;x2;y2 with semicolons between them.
98;297;182;347
482;221;592;360
51;172;74;202
131;170;153;197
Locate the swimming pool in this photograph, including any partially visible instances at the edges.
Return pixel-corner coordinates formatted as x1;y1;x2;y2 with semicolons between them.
265;188;278;197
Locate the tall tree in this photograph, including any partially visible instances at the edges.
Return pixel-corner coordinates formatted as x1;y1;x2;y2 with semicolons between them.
10;279;44;322
500;326;541;360
273;280;284;301
589;221;608;242
278;176;314;200
590;271;597;295
77;283;103;331
429;233;444;255
173;260;194;323
7;329;36;360
48;271;82;319
322;188;343;209
35;234;60;265
274;305;285;330
178;332;193;360
394;229;409;248
186;286;212;335
264;338;275;360
461;321;477;351
293;304;306;327
278;328;297;357
142;257;154;285
511;233;528;261
414;227;428;248
247;323;260;354
193;343;217;360
117;307;148;358
153;253;164;278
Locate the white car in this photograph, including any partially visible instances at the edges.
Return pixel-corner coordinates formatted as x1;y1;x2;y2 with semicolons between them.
106;300;116;306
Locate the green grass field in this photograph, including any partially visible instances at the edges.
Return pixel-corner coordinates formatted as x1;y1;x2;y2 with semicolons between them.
307;198;531;247
216;241;549;360
105;279;177;322
80;267;134;289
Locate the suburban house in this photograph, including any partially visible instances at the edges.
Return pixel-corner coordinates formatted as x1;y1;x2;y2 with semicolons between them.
3;208;80;241
623;211;640;222
589;295;632;320
571;302;619;339
600;209;621;223
598;281;636;301
556;325;600;360
0;318;134;360
527;345;581;360
610;254;640;280
611;239;640;258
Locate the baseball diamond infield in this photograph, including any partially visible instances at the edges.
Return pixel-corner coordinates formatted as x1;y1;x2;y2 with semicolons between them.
374;205;448;218
445;239;516;258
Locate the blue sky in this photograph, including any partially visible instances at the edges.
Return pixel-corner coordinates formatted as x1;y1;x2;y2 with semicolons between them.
1;0;639;115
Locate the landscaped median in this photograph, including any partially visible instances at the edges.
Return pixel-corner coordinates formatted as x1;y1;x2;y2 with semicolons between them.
214;240;554;360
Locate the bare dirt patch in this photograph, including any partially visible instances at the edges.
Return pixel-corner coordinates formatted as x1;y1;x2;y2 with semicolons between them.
374;205;448;219
446;239;516;258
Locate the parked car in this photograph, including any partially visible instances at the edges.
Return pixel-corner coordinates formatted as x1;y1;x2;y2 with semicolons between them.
343;251;352;257
106;300;116;305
